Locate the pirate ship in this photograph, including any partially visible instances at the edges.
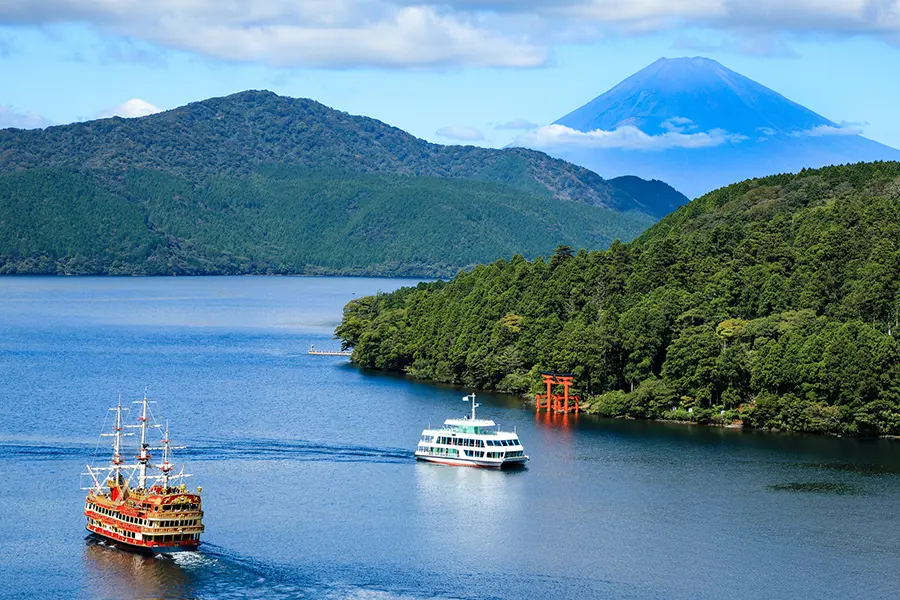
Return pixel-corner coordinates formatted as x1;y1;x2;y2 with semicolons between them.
82;392;204;553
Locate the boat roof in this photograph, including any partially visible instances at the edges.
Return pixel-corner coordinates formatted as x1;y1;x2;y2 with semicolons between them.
443;418;497;427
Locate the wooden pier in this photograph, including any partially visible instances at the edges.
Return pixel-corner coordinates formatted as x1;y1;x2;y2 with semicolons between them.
308;345;352;357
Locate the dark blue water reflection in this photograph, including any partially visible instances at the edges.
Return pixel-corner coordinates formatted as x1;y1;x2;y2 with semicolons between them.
2;276;900;600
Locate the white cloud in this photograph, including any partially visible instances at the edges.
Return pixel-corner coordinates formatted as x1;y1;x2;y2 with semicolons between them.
660;116;696;132
0;0;898;68
99;98;162;119
515;123;748;150
495;118;540;130
791;124;863;137
0;2;545;68
0;105;54;129
436;125;485;142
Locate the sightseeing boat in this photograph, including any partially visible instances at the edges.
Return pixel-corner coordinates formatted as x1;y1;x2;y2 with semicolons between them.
82;392;204;554
415;394;528;469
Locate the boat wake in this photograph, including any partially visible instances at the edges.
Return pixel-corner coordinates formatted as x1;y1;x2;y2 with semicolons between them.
84;537;466;600
1;438;414;465
191;437;414;465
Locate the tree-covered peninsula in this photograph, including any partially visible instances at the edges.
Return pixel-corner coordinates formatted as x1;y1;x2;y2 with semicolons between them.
337;162;900;436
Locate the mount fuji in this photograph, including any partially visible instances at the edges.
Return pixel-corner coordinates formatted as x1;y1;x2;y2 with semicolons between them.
516;57;900;199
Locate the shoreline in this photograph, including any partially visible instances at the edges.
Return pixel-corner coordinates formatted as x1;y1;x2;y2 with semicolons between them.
562;400;900;440
354;364;900;441
0;272;435;281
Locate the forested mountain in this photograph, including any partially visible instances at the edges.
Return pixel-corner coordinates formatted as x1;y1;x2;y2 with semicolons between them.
0;90;674;276
337;162;900;436
0;166;653;276
521;57;900;198
607;176;688;219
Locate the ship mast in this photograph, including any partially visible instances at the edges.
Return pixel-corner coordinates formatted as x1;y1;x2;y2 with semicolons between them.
112;397;124;479
85;395;133;492
463;393;479;420
135;390;153;489
99;396;127;484
160;420;172;489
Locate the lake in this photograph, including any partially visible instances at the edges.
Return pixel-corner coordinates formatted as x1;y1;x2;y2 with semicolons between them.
1;276;900;600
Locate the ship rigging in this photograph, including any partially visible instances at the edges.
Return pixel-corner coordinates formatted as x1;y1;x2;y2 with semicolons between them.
82;391;204;553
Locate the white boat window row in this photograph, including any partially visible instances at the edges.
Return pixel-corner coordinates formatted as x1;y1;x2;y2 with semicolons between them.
88;504;146;524
485;438;519;447
418;446;524;460
86;503;200;527
427;447;459;457
88;518;140;539
154;519;201;528
436;435;485;447
432;435;521;448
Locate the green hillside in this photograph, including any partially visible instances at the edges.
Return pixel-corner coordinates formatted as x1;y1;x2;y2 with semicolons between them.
0;90;674;275
336;162;900;436
0;166;653;276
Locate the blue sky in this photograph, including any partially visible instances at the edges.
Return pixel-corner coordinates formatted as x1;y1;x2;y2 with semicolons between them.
1;2;899;149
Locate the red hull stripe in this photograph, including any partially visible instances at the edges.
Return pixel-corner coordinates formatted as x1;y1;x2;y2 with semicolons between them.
86;524;198;549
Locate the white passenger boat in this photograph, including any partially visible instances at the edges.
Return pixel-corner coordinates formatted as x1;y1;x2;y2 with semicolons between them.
415;394;528;469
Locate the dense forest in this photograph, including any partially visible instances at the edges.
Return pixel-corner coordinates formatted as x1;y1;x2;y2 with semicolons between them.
0;166;653;276
336;162;900;436
0;90;685;275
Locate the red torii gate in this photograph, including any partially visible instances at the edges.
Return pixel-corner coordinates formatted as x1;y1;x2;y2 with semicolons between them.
535;372;580;414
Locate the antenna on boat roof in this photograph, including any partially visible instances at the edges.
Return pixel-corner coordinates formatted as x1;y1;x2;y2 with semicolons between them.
462;393;479;420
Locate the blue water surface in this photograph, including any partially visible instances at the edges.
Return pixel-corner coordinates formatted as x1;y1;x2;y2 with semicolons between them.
1;276;899;600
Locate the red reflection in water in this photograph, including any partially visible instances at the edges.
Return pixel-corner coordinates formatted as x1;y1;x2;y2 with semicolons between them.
534;410;579;435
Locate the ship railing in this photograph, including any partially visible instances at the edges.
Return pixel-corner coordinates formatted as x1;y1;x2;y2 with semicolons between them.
142;525;205;534
437;425;500;434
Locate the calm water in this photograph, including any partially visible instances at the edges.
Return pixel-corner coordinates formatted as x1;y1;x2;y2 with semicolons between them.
2;276;900;600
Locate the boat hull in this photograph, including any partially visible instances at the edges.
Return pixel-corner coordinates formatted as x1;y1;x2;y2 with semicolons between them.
415;453;527;469
86;529;200;555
